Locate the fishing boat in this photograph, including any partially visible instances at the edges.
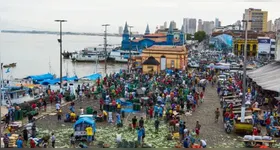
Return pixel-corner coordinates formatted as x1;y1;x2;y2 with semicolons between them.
3;63;17;68
109;49;141;63
71;45;116;62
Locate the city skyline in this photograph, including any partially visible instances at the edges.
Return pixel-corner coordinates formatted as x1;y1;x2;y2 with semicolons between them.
0;0;280;33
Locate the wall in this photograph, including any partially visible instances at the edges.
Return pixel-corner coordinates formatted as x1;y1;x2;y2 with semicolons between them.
142;53;186;70
142;65;159;74
233;39;258;56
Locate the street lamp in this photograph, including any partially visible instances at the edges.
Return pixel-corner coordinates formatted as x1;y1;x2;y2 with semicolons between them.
102;24;110;75
128;25;133;73
240;19;252;123
54;20;67;89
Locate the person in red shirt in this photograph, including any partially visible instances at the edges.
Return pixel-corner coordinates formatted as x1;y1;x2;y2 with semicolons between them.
224;111;230;122
97;78;100;86
252;127;258;136
229;111;235;120
30;139;36;148
99;98;104;110
49;95;53;104
112;99;116;112
149;107;154;118
200;92;204;100
31;103;37;110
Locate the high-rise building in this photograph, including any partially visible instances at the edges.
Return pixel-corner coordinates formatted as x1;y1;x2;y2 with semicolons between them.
170;21;176;29
183;18;197;34
164;21;168;29
118;26;123;35
198;19;203;31
267;20;274;32
202;21;215;34
242;8;268;32
274;18;280;32
215;18;220;27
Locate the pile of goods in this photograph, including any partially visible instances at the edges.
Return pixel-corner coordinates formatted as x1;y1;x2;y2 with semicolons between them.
95;120;177;148
8;134;19;148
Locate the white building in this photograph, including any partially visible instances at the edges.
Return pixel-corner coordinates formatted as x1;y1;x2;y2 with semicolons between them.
202;21;214;35
170;21;176;29
274;18;280;32
267;20;274;32
183;18;197;34
215;18;220;28
198;19;203;31
164;21;168;29
257;37;273;59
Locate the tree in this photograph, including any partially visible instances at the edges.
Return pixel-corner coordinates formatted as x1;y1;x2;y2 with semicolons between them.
194;31;206;42
186;34;192;40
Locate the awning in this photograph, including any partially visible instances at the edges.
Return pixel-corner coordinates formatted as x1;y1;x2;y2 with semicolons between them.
247;61;280;92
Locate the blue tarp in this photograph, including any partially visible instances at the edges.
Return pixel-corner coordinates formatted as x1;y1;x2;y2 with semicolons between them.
24;73;54;81
116;99;133;106
65;75;79;81
73;117;96;132
121;108;139;113
39;76;79;85
39;76;67;85
82;73;102;81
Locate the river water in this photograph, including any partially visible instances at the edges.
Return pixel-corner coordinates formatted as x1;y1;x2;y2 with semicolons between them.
0;32;126;79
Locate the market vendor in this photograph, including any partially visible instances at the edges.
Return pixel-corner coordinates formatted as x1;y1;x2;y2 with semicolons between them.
70;112;77;122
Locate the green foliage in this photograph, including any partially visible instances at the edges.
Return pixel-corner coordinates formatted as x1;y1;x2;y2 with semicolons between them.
186;34;192;40
194;31;206;42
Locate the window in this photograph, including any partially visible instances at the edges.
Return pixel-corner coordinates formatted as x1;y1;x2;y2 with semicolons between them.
171;60;174;68
253;44;257;51
247;44;251;51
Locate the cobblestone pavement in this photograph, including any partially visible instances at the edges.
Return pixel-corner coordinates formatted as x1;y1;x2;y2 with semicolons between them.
14;87;246;148
182;86;243;148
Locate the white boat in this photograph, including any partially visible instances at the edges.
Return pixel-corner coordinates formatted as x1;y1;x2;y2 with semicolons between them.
109;50;141;63
72;45;115;62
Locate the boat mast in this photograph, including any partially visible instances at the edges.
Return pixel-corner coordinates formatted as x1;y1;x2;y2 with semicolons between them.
66;61;69;77
49;57;52;74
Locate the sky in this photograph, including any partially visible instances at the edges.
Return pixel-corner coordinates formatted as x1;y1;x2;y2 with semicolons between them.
0;0;279;33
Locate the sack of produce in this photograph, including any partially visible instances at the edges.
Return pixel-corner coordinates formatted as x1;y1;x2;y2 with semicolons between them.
243;135;253;140
262;136;272;141
252;136;262;140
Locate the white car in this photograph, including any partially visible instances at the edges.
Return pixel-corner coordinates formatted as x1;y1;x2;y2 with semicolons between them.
218;75;226;82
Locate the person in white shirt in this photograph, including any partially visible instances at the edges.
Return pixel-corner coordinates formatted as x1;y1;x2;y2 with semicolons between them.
80;107;84;115
79;91;83;101
200;139;207;148
55;102;61;111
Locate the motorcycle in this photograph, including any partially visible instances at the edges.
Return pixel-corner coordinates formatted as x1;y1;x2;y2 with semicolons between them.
224;120;233;134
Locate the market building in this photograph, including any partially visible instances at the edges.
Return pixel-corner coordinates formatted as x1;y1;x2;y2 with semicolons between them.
136;45;188;73
233;38;258;57
121;22;185;50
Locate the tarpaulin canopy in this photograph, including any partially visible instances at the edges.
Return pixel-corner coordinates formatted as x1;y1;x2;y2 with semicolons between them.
65;75;79;81
39;76;67;85
247;61;280;92
73;117;96;130
81;73;102;81
24;73;54;81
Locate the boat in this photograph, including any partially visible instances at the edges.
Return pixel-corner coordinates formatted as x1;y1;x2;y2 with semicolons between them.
62;51;73;59
3;63;17;68
109;49;141;63
71;45;115;62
